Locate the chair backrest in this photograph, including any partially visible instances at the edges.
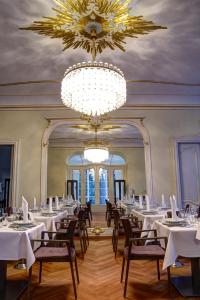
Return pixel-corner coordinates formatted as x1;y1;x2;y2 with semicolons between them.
107;202;113;213
197;205;200;218
86;201;92;212
66;219;78;244
121;217;133;246
77;209;86;228
113;209;120;228
185;204;190;212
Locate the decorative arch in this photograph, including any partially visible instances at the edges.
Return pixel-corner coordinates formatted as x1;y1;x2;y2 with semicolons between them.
40;118;153;201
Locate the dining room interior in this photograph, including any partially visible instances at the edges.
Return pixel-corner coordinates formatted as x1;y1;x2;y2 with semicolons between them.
0;0;200;299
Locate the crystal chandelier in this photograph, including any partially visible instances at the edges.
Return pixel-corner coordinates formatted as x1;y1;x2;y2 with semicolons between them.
83;124;109;163
84;140;109;163
61;62;126;116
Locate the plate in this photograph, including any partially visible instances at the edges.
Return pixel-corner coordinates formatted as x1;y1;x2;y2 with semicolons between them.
13;220;33;226
164;218;184;223
41;211;57;216
141;210;158;214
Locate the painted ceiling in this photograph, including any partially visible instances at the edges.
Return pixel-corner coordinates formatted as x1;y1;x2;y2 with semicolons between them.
0;0;200;106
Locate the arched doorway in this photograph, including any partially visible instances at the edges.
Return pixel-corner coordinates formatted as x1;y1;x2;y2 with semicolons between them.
41;118;152;203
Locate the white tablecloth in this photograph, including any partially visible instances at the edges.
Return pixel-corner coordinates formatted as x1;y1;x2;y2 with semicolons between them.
33;211;68;231
131;209;165;236
152;221;200;270
0;222;46;269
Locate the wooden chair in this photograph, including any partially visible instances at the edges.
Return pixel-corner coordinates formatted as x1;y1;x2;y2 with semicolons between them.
28;220;79;299
86;201;93;221
121;217;170;297
56;211;87;258
112;212;142;258
107;202;115;227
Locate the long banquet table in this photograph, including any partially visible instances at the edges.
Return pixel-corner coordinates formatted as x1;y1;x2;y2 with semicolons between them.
152;220;200;297
0;222;46;300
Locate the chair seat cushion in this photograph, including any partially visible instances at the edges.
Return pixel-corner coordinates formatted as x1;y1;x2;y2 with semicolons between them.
35;246;74;259
124;244;165;258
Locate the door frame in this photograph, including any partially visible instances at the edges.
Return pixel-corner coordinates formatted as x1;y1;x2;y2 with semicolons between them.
174;135;200;208
0;140;20;208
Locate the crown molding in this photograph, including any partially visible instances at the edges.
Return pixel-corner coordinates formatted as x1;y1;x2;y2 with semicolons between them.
0;103;200;111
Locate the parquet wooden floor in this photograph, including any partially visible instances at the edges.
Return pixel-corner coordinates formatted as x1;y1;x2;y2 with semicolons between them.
7;212;199;300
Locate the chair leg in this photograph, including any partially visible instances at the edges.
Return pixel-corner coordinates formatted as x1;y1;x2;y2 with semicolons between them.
112;230;115;251
115;235;119;258
85;228;89;246
70;261;77;299
74;256;79;284
156;259;160;280
28;266;32;300
80;237;85;258
124;259;130;298
121;256;125;282
39;261;42;283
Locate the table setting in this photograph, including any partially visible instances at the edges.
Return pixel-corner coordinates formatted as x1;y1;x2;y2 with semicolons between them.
148;197;200;297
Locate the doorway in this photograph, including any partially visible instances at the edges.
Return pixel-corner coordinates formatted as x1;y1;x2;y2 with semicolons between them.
0;145;14;212
178;143;200;206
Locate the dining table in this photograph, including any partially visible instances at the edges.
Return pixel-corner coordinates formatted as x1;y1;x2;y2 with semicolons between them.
151;220;200;297
0;221;46;300
32;209;69;231
131;208;166;236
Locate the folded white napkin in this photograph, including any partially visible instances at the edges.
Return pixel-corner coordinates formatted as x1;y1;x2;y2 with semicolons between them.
172;195;178;210
196;225;200;240
170;196;177;220
132;193;135;203
48;197;53;213
139;195;143;209
161;194;166;208
33;196;37;209
22;195;29;222
55;195;59;210
145;194;150;211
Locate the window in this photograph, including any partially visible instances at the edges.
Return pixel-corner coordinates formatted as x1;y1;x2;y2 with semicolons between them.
85;168;95;204
68;153;125;204
99;168;108;205
72;170;81;201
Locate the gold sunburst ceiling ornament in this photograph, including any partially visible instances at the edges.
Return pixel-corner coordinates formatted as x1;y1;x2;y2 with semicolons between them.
20;0;166;60
20;0;166;116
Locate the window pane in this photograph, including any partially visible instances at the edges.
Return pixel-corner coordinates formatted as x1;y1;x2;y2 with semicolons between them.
85;168;95;204
99;168;108;205
113;169;123;180
72;170;81;201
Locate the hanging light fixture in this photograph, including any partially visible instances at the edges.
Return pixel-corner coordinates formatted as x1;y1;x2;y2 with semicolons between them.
61;62;126;116
84;125;109;163
21;0;166;116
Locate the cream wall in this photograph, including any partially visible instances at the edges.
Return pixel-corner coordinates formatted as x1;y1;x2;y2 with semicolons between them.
47;147;146;197
1;107;200;207
0;111;48;206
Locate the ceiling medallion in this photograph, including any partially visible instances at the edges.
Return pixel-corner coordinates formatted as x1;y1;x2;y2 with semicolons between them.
21;0;166;116
20;0;166;59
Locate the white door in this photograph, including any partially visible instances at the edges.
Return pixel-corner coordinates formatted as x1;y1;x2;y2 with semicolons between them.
178;143;200;205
